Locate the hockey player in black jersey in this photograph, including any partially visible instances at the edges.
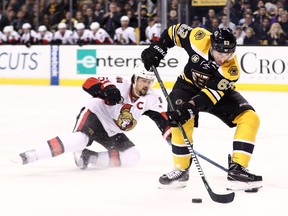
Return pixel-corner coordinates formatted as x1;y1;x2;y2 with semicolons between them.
141;24;262;190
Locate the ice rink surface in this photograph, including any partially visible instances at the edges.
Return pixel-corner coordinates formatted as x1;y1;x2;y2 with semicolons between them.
1;85;288;216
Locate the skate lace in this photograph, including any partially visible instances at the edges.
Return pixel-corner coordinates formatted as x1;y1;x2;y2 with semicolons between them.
240;166;254;176
166;170;183;179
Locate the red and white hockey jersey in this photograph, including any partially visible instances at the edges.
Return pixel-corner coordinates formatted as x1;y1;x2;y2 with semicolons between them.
1;30;21;44
83;77;169;137
89;28;113;44
145;23;161;43
20;30;38;44
72;29;91;45
114;27;137;45
37;31;53;44
53;29;74;44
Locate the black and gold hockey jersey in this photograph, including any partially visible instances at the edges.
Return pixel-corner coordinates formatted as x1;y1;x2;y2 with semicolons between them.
162;23;240;111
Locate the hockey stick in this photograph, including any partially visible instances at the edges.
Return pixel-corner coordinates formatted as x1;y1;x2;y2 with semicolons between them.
194;150;228;173
151;65;234;204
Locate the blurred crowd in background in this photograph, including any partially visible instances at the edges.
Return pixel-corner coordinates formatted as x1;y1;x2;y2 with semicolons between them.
0;0;288;46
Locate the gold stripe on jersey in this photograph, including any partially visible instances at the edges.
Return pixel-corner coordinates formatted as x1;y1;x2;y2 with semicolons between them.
231;110;260;168
168;24;182;47
201;88;218;105
171;118;194;170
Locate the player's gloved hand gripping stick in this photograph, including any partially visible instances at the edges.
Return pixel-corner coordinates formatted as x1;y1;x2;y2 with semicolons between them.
151;65;235;204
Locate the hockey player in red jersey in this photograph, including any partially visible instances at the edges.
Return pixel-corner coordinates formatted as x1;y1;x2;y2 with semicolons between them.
141;24;262;191
17;62;171;169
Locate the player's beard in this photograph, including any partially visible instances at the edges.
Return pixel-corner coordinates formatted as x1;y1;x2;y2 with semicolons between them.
138;87;148;96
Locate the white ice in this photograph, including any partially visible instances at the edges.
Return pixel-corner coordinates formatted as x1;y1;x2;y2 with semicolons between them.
0;85;287;216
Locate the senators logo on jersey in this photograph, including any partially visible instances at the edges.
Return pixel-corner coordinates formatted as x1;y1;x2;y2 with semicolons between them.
114;104;137;131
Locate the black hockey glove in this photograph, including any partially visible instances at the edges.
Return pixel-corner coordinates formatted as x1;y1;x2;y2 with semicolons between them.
141;41;167;71
99;82;122;105
167;102;195;126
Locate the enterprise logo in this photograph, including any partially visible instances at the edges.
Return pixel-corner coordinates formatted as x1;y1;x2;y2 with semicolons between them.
77;49;97;74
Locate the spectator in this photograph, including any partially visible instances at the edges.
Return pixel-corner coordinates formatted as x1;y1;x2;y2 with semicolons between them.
265;2;278;24
253;0;265;16
243;27;259;45
234;0;252;24
61;0;77;14
267;22;287;45
43;0;63;28
258;17;271;44
204;8;216;31
241;12;259;34
89;21;113;44
94;2;105;25
60;11;78;30
72;22;90;46
20;23;38;47
74;10;85;26
37;25;53;44
1;25;20;44
216;5;239;26
126;9;138;28
114;15;136;45
53;22;74;45
279;12;288;34
253;6;268;26
127;0;138;13
167;0;179;26
139;6;149;43
206;17;219;33
0;9;16;31
234;26;244;45
218;14;236;32
83;7;99;28
102;2;122;39
11;10;29;33
191;16;205;28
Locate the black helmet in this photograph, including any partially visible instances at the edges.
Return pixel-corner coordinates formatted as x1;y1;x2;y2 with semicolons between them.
211;28;236;53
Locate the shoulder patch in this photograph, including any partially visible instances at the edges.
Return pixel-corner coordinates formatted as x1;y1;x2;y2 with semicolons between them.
228;66;238;76
194;30;206;40
191;54;200;63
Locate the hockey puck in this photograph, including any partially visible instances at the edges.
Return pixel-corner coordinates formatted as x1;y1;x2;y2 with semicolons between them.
192;198;202;203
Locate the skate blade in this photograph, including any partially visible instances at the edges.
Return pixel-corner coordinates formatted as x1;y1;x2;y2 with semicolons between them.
158;181;187;189
226;180;262;192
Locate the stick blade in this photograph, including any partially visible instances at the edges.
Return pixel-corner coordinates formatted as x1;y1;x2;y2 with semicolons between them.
208;189;235;203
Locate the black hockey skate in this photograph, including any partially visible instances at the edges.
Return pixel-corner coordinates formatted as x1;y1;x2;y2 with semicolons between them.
158;169;189;189
227;154;263;192
73;149;97;169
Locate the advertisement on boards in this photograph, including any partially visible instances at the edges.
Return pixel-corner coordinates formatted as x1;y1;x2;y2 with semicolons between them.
0;45;50;79
59;45;187;82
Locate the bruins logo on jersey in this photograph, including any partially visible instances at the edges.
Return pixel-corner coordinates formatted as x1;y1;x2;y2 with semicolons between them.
228;66;238;76
194;30;206;40
114;104;137;131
